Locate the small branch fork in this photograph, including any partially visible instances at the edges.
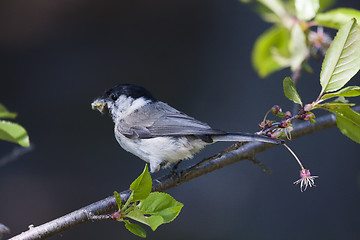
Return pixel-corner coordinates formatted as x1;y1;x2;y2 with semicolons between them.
9;108;357;240
258;102;320;140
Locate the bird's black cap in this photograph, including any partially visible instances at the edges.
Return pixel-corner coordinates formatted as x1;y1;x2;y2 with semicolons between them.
104;84;157;102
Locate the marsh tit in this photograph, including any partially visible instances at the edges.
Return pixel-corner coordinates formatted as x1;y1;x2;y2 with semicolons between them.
92;84;283;173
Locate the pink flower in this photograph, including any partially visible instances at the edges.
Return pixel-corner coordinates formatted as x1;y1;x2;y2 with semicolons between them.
308;27;332;55
293;169;318;192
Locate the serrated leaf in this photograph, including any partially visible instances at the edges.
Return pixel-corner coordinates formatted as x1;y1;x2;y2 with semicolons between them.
0;103;17;119
130;164;152;201
139;192;183;224
114;191;122;210
0;121;30;147
318;104;360;143
127;207;164;231
295;0;319;21
316;8;360;29
319;18;360;95
252;26;291;77
321;86;360;100
124;220;147;238
283;77;303;106
290;23;308;71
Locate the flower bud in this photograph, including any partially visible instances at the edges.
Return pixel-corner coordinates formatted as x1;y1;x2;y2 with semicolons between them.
281;119;291;128
111;211;122;219
266;120;272;128
304;113;314;120
284;111;292;118
304;104;312;112
271;105;282;115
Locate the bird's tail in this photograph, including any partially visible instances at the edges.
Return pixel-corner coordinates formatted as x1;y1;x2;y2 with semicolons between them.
212;132;283;145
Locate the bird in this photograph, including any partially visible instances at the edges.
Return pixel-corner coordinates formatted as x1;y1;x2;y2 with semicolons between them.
91;84;283;173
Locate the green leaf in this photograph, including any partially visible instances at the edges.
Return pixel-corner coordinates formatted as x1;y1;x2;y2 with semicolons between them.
257;0;289;23
0;103;17;119
114;191;122;210
143;215;164;231
127;207;164;231
316;8;360;29
290;23;308;71
295;0;319;21
252;26;291;77
130;164;152;202
318;0;337;12
276;111;285;118
283;77;303;106
318;104;360;143
316;102;354;109
124;220;147;238
321;86;360;100
309;118;316;124
319;18;360;95
0;120;30;147
139;192;184;224
332;96;349;104
126;207;146;223
336;109;360;144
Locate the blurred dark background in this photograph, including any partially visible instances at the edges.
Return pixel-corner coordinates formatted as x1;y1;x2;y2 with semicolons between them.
1;0;360;239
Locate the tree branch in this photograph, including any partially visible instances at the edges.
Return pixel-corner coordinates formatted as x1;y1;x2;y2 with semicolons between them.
9;107;359;240
0;144;34;168
0;223;10;240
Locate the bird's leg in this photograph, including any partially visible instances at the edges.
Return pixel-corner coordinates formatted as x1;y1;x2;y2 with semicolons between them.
171;160;183;173
170;160;184;183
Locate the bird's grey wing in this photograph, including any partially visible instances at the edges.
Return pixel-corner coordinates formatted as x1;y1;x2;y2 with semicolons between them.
116;120;153;139
117;102;224;139
147;113;225;137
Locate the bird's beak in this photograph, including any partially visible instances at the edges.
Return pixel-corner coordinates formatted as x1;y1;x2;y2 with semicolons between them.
91;99;107;113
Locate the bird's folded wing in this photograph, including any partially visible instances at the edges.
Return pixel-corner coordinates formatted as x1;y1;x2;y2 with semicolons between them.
145;114;225;137
117;113;225;139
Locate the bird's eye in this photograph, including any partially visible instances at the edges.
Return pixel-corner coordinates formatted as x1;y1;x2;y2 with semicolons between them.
110;93;118;101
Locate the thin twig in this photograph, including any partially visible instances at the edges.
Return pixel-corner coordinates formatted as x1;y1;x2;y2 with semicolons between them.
9;107;359;240
0;144;34;168
248;156;272;174
0;223;10;240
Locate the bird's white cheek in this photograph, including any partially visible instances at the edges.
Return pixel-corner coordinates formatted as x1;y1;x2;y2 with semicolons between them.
110;96;150;122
